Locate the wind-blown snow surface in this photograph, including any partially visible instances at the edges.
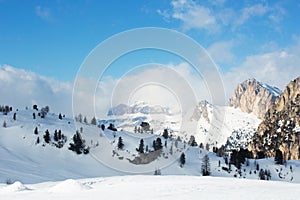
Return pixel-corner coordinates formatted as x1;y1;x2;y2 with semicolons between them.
0;176;299;200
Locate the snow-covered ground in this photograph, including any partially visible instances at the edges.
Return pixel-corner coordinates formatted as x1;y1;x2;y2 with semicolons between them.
0;175;299;200
0;108;300;183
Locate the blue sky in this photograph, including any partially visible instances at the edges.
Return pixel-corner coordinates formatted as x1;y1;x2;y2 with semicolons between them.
0;0;300;81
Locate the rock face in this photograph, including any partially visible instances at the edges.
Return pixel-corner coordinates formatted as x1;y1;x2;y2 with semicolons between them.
190;100;211;122
229;78;281;119
248;76;300;160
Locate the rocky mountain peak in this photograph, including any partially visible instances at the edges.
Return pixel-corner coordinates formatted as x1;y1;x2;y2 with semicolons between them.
229;78;281;119
248;76;300;160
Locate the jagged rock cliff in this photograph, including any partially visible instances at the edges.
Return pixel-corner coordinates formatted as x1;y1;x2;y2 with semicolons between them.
248;76;300;160
229;78;281;119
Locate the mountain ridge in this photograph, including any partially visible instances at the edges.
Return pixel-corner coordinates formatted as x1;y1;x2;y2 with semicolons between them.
229;78;282;119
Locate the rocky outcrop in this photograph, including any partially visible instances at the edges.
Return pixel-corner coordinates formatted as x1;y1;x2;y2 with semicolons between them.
248;76;300;160
229;78;281;119
190;100;211;122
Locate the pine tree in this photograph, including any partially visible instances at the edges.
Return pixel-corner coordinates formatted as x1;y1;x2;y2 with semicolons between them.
91;116;97;125
83;116;88;124
201;154;211;176
68;130;88;154
58;113;63;120
153;137;162;151
117;136;124;150
13;113;16;120
259;169;266;180
205;143;210;151
33;113;36;119
134;126;137;133
180;152;186;167
199;143;204;149
36;137;40;144
275;149;283;165
43;129;51;143
188;135;197;146
101;124;105;131
54;130;59;142
2;120;6;128
137;139;144;153
162;129;169;139
34;127;38;135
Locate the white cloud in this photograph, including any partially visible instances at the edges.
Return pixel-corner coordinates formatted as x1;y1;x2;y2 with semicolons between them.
166;0;218;32
223;39;300;101
207;41;235;64
159;1;285;32
235;4;269;26
0;65;72;116
35;6;52;21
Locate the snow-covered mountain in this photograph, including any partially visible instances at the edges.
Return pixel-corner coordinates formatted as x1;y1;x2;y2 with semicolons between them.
102;100;261;149
229;78;282;119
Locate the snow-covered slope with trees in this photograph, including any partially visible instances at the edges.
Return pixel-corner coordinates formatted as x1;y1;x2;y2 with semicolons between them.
1;106;300;185
102;101;261;150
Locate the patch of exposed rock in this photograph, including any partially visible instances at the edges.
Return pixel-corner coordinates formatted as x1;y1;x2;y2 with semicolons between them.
229;78;281;119
248;76;300;160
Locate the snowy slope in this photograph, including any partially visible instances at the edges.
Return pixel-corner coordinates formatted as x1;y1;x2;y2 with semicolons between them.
0;176;299;200
103;101;261;149
0;107;300;184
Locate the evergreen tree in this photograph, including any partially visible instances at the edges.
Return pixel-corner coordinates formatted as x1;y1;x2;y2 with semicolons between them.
34;127;38;135
13;113;16;120
91;116;97;125
117;136;124;150
68;130;88;154
259;169;266;180
2;120;6;128
134;126;137;133
205;143;210;151
180;152;186;167
33;105;38;111
201;154;211;176
43;129;51;143
162;129;169;139
275;149;283;165
101;124;105;131
154;168;161;175
33;113;36;119
199;143;204;149
83;116;88;124
36;137;40;144
136;139;144;153
77;114;83;123
54;130;59;142
188;135;197;146
153;138;163;151
58;113;63;120
58;130;62;140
